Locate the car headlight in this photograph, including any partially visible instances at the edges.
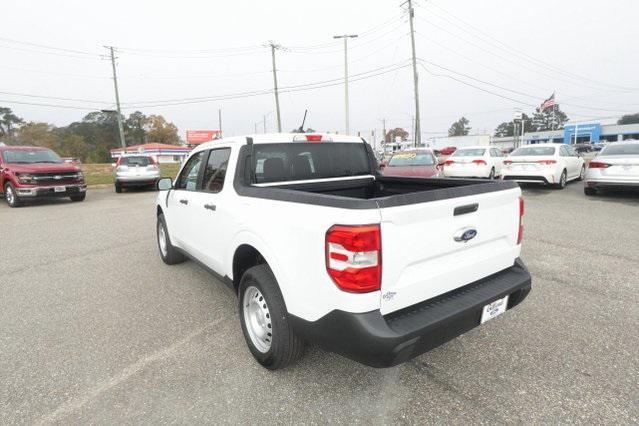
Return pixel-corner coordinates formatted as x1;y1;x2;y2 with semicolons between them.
16;173;36;184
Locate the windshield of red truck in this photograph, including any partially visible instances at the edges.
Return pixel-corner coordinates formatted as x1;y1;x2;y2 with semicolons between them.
2;149;62;164
253;143;371;183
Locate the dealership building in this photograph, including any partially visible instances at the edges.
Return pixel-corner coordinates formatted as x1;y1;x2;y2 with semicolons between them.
110;143;191;164
491;122;639;149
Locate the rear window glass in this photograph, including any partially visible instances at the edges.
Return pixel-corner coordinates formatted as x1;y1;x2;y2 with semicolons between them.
511;146;555;156
120;156;152;166
452;149;486;157
253;143;371;183
600;144;639;156
388;151;436;166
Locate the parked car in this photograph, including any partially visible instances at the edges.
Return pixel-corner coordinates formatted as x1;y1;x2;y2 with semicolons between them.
573;143;594;154
0;145;86;207
113;155;161;193
584;140;639;196
379;148;439;178
501;143;585;189
155;133;531;369
439;146;457;156
441;146;505;179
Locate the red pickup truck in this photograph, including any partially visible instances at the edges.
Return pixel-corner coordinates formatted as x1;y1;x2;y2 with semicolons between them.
0;145;86;207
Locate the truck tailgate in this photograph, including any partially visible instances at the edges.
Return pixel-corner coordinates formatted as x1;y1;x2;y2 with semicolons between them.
379;187;522;315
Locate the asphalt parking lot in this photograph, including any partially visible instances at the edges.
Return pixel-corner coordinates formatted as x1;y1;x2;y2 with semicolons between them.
1;182;638;424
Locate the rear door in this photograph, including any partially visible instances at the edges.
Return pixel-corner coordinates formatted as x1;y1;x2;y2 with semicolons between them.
187;147;233;273
378;187;522;315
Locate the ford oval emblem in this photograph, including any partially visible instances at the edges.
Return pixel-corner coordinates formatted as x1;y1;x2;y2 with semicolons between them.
454;227;477;243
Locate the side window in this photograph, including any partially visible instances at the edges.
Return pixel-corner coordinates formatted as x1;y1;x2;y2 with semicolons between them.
567;146;578;156
559;146;568;157
176;151;204;191
202;148;231;193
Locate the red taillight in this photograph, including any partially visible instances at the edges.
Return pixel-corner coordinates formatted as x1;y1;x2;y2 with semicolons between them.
305;134;323;142
443;160;455;166
537;160;557;165
588;161;610;169
326;224;381;293
472;159;487;165
517;196;524;245
503;160;513;165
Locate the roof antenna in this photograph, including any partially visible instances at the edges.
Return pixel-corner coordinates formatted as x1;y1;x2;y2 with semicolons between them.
296;109;308;133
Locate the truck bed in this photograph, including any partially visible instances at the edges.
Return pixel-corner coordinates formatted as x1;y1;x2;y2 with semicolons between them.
243;176;518;209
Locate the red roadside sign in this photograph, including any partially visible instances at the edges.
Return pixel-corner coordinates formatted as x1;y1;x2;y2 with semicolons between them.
186;130;220;144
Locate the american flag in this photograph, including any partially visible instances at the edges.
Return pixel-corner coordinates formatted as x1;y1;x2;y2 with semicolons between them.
540;93;556;112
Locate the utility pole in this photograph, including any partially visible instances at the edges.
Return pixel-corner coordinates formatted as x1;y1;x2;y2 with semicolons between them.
105;46;126;149
406;0;421;147
218;108;223;138
382;118;387;148
263;115;267;133
268;42;282;132
333;34;358;135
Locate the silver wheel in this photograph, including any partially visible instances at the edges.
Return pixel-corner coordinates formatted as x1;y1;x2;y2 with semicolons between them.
158;223;168;257
560;171;567;187
242;286;272;353
5;186;14;205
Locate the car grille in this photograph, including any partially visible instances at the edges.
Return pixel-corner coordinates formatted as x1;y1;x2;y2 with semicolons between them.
33;172;81;184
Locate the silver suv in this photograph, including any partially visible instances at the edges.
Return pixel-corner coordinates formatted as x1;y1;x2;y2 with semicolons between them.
113;155;161;193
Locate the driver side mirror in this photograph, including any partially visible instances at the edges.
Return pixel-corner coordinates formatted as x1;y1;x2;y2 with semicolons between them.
157;177;173;191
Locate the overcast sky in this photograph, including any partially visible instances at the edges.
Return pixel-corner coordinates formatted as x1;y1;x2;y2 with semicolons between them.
2;0;638;142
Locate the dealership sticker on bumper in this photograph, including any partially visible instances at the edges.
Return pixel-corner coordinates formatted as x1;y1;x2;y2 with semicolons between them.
480;295;509;324
54;186;66;192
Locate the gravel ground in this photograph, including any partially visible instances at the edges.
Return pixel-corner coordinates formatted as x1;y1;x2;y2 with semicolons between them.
0;183;637;424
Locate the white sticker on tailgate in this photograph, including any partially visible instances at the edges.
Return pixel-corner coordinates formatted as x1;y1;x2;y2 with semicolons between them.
480;295;509;324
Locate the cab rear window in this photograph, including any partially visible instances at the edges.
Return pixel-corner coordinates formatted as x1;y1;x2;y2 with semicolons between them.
253;143;371;183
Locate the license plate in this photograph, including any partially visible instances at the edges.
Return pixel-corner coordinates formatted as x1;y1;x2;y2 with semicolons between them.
54;186;66;193
480;295;509;324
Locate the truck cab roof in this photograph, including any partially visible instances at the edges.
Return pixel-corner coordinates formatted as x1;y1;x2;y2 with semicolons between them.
194;133;365;151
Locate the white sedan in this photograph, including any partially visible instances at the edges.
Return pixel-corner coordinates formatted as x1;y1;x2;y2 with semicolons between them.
441;146;505;179
584;141;639;196
501;143;585;189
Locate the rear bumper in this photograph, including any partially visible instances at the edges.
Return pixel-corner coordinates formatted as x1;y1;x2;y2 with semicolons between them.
291;258;531;368
15;184;86;198
502;174;552;185
116;176;160;186
585;179;639;189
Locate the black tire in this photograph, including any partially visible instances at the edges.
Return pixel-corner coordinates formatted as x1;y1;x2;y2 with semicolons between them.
555;170;567;189
70;193;86;202
156;213;186;265
239;264;305;370
4;183;22;207
584;187;597;196
488;168;495;179
115;182;122;193
577;165;586;181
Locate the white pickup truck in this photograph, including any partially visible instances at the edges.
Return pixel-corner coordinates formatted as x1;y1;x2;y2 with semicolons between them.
155;133;531;369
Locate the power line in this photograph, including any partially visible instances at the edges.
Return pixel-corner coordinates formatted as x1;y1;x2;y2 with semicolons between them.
419;63;537;107
424;1;636;91
0;90;112;105
123;63;411;109
0;99;97;110
0;43;102;60
0;36;101;56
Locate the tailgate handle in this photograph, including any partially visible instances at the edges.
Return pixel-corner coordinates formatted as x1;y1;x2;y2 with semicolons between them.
454;203;478;216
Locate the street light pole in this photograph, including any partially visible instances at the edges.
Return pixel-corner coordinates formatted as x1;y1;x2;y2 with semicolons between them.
333;34;358;135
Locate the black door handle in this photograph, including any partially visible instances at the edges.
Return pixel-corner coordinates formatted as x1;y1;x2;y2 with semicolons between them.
204;203;216;211
179;199;188;205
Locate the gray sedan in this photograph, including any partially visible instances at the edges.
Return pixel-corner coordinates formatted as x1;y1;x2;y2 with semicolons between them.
113;155;161;193
584;141;639;195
